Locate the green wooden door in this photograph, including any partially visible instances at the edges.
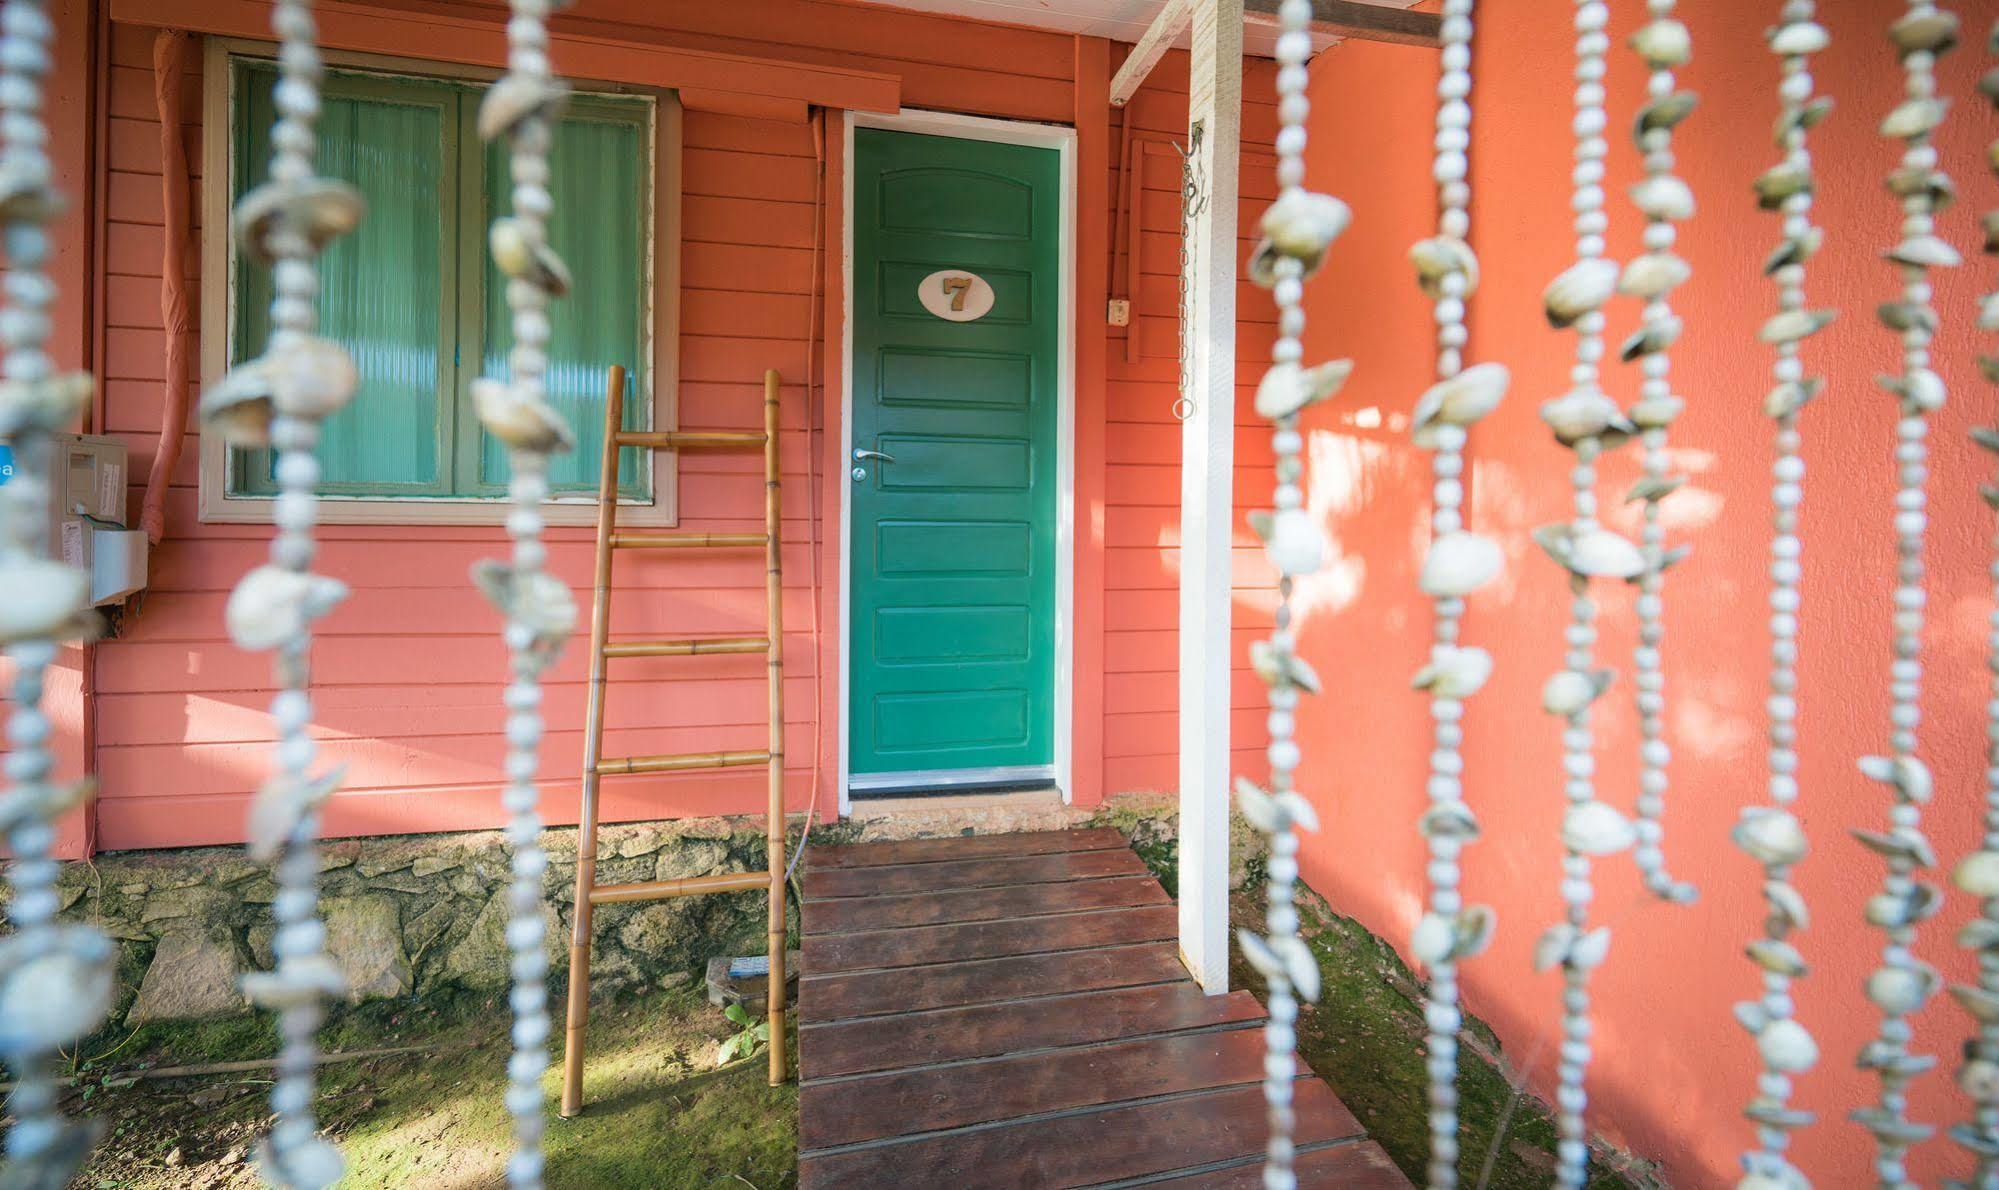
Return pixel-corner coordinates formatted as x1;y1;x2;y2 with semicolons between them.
849;128;1061;789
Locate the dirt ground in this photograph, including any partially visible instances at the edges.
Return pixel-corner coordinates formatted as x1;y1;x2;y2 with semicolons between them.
55;982;798;1190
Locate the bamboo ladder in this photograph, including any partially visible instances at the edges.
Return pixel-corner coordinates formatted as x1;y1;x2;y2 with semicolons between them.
560;365;789;1116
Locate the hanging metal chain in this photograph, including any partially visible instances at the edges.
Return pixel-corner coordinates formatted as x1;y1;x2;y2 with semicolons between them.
0;2;117;1185
1173;120;1207;423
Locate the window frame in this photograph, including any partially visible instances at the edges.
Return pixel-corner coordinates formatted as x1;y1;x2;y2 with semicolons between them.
198;37;683;527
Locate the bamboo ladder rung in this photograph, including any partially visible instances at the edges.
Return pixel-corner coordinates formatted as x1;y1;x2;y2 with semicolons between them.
588;870;772;906
615;430;767;449
608;531;769;550
594;749;774;776
562;365;791;1117
602;636;770;658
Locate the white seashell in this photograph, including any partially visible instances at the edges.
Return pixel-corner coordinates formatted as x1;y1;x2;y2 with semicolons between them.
1877;368;1946;413
1273;934;1322;1003
1856;753;1931;804
1418;801;1479;842
471;560;577;649
1733;806;1808;868
472;378;577;455
1628;394;1684;430
1411;906;1493;965
0;556;89;645
1880;97;1948;141
1745;938;1807;978
1256;507;1325;576
1630;175;1695;222
1961;1059;1999;1101
1864;883;1940;928
268;336;358;420
1852;827;1935;869
1878;301;1937;334
1249;639;1320;694
1541;668;1612;716
1409;236;1478;299
1764;880;1809;932
247;768;343;865
1412;362;1509;446
1536;524;1646;580
1534;923;1611;973
1982;292;1999;333
1562;800;1637;856
1411;645;1493;699
1542;258;1619;329
1624;473;1685;504
1617;253;1690;300
1955;983;1999;1024
1538;388;1633;447
199;357;278;447
1733;1000;1771;1034
1233;777;1319;834
1955;850;1999;898
233;176;365;265
1418;531;1502;598
1756;1018;1820;1073
0;928;114;1051
1850;1105;1932;1145
0;157;61;223
1758;308;1836;345
489;216;572;296
1763;228;1824;275
1767;21;1830;56
1619;316;1683;363
1886;234;1961;270
1260;190;1352;267
0;370;92;438
1629;18;1691;67
1237;929;1282;982
1960;918;1999;951
1764;378;1823;419
477;73;569;142
1753;161;1812;212
224;565;348;652
1254;359;1352;420
1889;8;1959;55
1865;964;1937;1015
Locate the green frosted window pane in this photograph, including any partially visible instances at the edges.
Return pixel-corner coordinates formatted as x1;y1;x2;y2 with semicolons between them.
479;101;649;496
231;65;450;495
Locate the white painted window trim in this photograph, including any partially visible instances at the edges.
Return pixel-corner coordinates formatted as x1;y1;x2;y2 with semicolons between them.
196;37;683;527
837;107;1077;816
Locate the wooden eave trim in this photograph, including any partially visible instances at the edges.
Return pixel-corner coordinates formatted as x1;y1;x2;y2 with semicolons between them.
1241;0;1442;48
109;0;903;112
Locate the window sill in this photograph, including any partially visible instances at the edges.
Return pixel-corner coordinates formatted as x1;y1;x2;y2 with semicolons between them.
197;493;676;528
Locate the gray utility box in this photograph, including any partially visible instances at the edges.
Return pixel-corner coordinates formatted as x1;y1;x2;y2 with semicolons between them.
0;433;148;606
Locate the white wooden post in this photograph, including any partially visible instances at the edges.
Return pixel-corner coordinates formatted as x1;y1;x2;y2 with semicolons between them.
1178;0;1241;995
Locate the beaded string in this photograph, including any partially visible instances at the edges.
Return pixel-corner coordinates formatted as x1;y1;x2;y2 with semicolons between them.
471;3;578;1186
1533;4;1649;1185
1405;3;1509;1187
1951;18;1999;1182
1238;0;1352;1184
1622;0;1697;907
194;0;368;1182
1851;4;1958;1179
1732;3;1833;1184
0;1;115;1185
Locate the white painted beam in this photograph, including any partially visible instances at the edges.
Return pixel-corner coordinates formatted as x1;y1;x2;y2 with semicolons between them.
1108;0;1190;107
1177;0;1241;996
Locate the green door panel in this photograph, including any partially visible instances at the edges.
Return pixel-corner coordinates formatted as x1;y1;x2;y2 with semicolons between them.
849;128;1060;781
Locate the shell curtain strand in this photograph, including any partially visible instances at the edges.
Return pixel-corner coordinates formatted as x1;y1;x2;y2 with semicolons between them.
196;0;361;1184
1734;2;1829;1186
1406;2;1508;1187
473;1;579;1185
1238;0;1350;1184
1854;3;1957;1181
1952;18;1999;1182
0;1;115;1186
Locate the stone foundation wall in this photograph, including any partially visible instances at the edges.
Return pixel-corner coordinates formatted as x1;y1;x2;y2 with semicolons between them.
31;792;1240;1026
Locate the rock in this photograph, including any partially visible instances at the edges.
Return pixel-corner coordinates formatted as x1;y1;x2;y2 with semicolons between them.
323;896;412;1000
356;854;413;878
450;872;487;899
615;902;701;965
678;817;736;841
128;929;245;1023
141;886;231;926
248;924;275;969
319;842;359;872
411;855;461;879
655;840;729;883
442;895;511;990
117;883;148;896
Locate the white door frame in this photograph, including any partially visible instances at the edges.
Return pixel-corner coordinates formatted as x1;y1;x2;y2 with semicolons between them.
838;107;1078;815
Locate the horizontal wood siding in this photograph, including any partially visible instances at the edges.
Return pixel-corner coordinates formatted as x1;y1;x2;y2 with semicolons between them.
78;4;1281;850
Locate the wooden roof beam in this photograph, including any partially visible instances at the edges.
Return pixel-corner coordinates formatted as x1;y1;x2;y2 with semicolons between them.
1109;0;1192;107
1242;0;1443;48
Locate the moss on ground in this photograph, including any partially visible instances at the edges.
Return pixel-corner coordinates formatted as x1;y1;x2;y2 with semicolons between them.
65;981;797;1189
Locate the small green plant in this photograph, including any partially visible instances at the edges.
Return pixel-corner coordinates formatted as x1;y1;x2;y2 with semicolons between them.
716;1003;769;1068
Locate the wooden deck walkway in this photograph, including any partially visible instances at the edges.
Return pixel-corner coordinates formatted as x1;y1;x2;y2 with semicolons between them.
795;826;1407;1187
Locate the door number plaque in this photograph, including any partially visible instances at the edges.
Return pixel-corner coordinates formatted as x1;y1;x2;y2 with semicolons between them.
918;269;995;322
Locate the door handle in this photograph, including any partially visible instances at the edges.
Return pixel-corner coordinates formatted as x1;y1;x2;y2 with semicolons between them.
853;448;895;464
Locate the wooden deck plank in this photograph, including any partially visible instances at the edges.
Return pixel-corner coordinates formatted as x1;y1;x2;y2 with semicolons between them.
798;984;1265;1080
802;872;1170;934
796;1079;1363;1189
797;942;1188;1023
803;905;1178;974
799;1026;1273;1150
1147;1140;1408;1187
801;846;1149;900
808;826;1129;869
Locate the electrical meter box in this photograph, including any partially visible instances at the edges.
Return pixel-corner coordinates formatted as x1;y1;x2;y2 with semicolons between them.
0;433;149;606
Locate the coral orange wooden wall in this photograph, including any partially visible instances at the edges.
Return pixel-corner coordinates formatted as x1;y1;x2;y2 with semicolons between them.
40;0;1293;851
